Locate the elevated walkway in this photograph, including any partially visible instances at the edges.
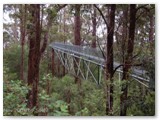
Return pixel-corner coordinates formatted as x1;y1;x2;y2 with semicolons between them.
50;42;150;87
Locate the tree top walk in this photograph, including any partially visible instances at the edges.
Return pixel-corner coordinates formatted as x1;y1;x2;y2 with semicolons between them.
50;42;150;87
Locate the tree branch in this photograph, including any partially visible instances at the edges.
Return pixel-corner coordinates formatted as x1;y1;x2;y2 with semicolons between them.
136;4;149;13
135;5;154;21
40;4;67;56
96;37;106;59
113;63;142;76
40;32;48;55
94;4;109;29
56;4;67;12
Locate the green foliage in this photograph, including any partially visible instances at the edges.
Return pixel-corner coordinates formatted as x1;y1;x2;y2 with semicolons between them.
40;74;106;116
51;100;69;116
110;75;155;116
127;79;155;116
38;90;50;105
127;91;155;116
40;99;69;116
112;78;125;115
143;57;155;90
3;79;32;116
75;107;89;116
80;80;106;116
39;72;155;116
3;31;11;44
38;74;71;116
3;3;155;116
143;91;155;115
3;43;28;80
46;7;57;20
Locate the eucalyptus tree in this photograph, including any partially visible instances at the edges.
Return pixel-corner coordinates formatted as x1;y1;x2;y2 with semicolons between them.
119;4;155;115
91;5;97;48
27;4;41;110
120;4;136;116
3;4;27;81
74;4;82;85
19;4;27;81
94;4;116;115
27;4;67;112
106;4;116;115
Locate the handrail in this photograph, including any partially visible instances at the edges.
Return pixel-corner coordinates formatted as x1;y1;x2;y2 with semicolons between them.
49;42;150;83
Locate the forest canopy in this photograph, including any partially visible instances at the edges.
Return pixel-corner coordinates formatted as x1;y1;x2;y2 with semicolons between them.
3;4;155;116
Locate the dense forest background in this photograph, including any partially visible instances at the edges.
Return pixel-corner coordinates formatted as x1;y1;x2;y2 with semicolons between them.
3;4;155;116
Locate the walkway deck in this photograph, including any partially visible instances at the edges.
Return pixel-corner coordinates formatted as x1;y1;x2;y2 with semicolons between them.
50;42;150;86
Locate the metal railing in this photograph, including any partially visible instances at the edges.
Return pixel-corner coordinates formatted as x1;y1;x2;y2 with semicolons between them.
50;42;150;85
50;42;105;65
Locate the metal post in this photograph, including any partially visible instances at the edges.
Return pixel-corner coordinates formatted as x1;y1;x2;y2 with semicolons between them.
119;72;121;82
99;66;102;85
98;65;100;85
52;48;55;76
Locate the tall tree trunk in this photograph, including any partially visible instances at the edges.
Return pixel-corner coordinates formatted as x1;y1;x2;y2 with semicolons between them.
74;5;81;85
149;13;154;56
27;5;41;113
27;4;67;113
13;5;19;42
149;14;154;42
57;59;60;76
62;9;66;76
91;6;97;48
74;5;81;46
74;4;83;111
121;6;128;63
106;4;116;115
52;49;55;76
120;4;136;116
66;89;71;114
20;5;26;81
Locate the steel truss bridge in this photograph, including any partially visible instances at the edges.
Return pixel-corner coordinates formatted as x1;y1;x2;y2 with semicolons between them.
50;42;150;87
